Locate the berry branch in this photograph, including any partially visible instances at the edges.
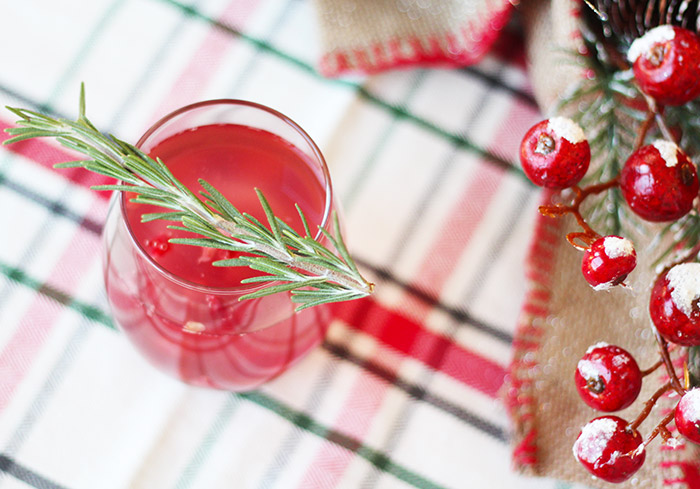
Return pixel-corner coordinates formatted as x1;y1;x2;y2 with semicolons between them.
629;381;673;431
539;177;619;250
519;17;700;483
654;331;686;396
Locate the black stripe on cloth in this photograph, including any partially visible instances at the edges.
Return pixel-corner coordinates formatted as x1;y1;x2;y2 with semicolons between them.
324;340;507;441
0;84;65;119
0;174;103;235
0;454;70;489
460;66;538;108
157;0;528;180
0;171;512;346
459;186;535;307
357;258;514;344
0;186;511;447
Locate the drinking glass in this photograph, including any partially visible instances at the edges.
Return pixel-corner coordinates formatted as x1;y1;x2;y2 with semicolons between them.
102;100;335;391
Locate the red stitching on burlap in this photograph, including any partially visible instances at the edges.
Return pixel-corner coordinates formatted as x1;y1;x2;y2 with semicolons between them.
505;189;562;472
662;461;700;488
318;2;513;77
658;349;700;488
513;429;538;467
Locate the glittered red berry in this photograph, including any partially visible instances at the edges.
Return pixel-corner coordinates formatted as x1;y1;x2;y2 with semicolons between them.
581;236;637;290
650;263;700;346
575;343;642;412
519;117;590;189
620;140;699;222
573;416;646;483
676;388;700;444
628;25;700;106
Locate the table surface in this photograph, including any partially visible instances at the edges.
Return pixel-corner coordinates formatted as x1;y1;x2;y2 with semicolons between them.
0;1;593;488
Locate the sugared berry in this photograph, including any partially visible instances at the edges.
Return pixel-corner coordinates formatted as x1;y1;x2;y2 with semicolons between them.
520;117;590;189
581;236;637;290
650;263;700;346
628;25;700;106
675;388;700;444
575;343;642;412
573;416;646;483
620;140;699;222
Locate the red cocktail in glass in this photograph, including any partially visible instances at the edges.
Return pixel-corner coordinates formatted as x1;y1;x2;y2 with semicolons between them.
102;100;335;391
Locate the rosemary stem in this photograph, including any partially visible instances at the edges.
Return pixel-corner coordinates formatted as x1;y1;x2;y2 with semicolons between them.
3;91;375;309
213;216;372;294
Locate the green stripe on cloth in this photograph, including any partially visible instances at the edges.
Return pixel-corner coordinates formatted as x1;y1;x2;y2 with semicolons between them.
44;0;127;111
0;260;447;489
156;0;526;181
241;391;449;489
0;261;113;329
174;397;241;489
342;70;428;208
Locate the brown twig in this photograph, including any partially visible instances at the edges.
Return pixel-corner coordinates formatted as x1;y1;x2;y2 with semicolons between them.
634;110;656;150
653;330;687;396
641;357;665;377
630;381;674;431
539;177;620;250
642;410;677;448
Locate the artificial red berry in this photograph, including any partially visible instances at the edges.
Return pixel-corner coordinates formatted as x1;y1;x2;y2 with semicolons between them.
675;388;700;444
520;117;590;189
620;140;699;222
573;416;646;483
575;343;642;412
581;236;637;290
628;25;700;106
649;263;700;346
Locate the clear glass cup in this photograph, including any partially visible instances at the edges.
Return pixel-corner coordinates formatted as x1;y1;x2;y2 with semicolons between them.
101;100;335;391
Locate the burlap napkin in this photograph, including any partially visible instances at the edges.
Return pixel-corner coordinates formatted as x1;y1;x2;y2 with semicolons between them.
506;1;700;488
311;0;514;76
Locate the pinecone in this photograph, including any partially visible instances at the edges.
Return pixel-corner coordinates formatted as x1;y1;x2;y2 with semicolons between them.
584;0;700;48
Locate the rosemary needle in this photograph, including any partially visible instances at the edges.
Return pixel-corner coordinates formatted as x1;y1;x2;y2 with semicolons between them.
3;85;374;311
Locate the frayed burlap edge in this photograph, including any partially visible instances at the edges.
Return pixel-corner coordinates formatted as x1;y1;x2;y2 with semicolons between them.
312;0;514;76
506;1;700;487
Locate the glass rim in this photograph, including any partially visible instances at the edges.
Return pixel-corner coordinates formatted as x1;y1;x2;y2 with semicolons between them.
120;98;334;294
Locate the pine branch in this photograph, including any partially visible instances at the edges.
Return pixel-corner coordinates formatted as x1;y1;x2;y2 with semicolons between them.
557;39;700;263
558;58;638;237
3;85;374;310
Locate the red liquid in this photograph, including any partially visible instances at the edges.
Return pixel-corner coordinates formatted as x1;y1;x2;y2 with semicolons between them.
103;124;331;390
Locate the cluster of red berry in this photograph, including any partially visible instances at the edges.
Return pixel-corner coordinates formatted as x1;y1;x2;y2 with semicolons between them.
520;24;700;483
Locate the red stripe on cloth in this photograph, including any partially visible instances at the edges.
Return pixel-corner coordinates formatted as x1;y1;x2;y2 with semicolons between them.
294;368;390;488
149;0;260;121
488;99;541;168
0;118;114;195
297;100;520;482
0;220;103;412
43;203;108;292
332;299;505;398
0;296;64;411
413;160;505;298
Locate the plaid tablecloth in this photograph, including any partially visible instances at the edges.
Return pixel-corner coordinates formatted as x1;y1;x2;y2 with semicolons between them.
0;1;594;488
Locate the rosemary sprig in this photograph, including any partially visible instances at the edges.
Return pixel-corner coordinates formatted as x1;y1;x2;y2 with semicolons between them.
4;86;374;310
